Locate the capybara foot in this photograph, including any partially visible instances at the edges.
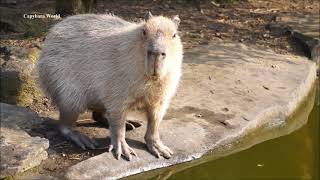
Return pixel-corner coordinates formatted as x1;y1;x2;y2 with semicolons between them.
125;120;142;131
108;137;137;161
146;139;173;159
59;125;98;150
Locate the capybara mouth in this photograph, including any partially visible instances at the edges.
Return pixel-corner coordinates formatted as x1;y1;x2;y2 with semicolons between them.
144;73;160;81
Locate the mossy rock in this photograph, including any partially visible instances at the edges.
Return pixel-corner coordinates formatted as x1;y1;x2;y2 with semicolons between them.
16;73;43;107
0;46;43;107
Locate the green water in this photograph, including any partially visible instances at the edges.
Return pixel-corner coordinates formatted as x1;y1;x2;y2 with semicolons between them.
167;87;319;180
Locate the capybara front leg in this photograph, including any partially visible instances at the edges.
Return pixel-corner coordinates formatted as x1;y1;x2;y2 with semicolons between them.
107;111;137;160
145;106;173;159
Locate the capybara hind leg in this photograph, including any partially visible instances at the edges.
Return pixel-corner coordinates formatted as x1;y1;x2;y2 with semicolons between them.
59;111;98;150
92;111;109;126
92;111;142;131
125;120;142;131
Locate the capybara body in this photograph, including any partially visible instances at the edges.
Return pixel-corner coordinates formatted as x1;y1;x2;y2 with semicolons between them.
37;12;183;160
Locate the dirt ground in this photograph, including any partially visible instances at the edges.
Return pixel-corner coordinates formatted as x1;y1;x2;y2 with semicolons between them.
2;0;319;112
1;0;319;179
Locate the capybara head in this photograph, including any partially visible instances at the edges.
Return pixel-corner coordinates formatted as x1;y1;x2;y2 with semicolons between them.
142;12;182;79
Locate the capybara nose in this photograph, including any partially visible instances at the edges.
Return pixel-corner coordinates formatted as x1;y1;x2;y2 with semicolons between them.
148;50;166;59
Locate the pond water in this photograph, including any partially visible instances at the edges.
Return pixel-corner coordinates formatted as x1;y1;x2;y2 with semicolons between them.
166;84;319;180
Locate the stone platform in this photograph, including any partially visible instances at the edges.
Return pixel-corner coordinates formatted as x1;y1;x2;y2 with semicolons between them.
64;43;317;179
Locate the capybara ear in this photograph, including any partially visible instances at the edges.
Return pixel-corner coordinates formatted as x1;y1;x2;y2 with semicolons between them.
172;15;180;27
144;11;153;21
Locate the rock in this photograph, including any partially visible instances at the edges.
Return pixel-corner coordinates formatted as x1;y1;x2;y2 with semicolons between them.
16;175;58;180
265;23;292;36
272;13;320;63
0;45;43;107
291;31;320;62
0;103;49;178
276;14;320;39
0;103;43;130
66;43;317;179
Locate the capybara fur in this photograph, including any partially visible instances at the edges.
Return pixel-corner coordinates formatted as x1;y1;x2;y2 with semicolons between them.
37;12;183;160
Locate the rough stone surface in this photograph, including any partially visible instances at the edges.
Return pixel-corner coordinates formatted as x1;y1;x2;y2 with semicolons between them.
276;14;319;39
275;13;320;63
15;175;58;180
1;102;43;130
66;43;317;180
0;103;49;178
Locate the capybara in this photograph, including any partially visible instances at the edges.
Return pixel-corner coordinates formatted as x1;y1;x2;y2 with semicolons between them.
37;12;183;160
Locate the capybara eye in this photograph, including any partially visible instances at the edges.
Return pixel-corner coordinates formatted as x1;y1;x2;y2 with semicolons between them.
142;29;147;36
172;33;176;38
